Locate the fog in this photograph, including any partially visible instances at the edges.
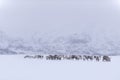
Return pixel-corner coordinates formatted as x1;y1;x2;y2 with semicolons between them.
0;0;120;39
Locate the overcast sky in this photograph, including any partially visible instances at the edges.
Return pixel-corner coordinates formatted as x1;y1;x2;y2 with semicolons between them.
0;0;120;39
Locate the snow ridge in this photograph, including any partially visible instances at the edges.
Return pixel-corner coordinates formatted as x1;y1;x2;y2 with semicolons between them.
0;31;120;55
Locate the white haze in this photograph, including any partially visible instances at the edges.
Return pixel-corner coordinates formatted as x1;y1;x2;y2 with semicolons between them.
0;0;120;55
0;0;120;39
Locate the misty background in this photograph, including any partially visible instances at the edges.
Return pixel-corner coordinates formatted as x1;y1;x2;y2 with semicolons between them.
0;0;120;39
0;0;120;55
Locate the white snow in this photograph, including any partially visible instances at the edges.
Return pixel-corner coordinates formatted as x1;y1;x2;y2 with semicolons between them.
0;55;119;80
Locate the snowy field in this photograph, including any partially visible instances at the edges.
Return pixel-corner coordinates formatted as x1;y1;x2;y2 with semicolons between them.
0;0;120;79
0;55;120;80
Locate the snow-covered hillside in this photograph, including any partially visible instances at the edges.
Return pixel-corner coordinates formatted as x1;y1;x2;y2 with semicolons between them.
0;31;120;55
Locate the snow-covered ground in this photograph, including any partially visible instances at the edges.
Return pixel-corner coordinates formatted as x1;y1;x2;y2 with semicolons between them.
0;55;119;80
